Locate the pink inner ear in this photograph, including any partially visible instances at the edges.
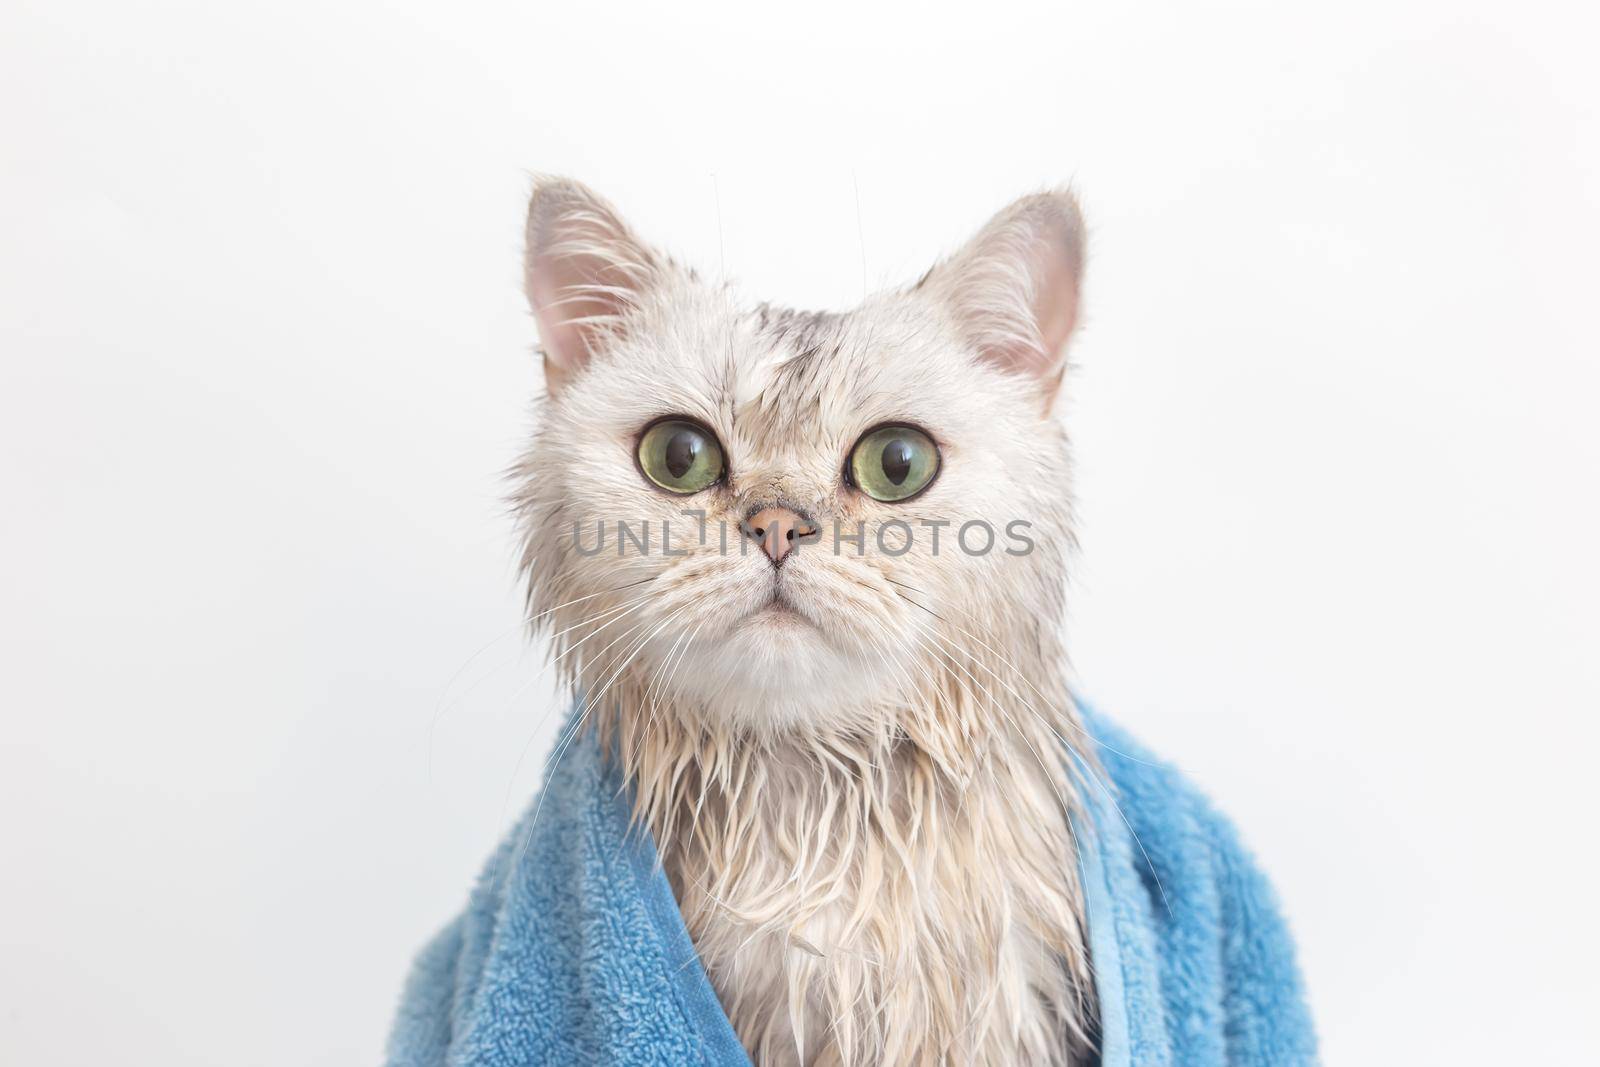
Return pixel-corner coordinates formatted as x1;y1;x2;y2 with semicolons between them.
983;230;1082;380
526;248;618;380
928;191;1086;392
523;181;657;393
1029;229;1081;367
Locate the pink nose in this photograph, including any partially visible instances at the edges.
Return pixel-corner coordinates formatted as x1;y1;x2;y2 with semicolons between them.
745;507;817;565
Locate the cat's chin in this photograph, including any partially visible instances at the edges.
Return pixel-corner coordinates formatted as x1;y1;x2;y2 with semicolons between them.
745;593;810;628
663;624;889;737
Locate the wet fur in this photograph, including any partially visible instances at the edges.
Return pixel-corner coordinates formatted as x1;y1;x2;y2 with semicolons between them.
513;179;1097;1064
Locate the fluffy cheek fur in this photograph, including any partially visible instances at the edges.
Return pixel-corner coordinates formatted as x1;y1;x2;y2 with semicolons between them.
516;292;1071;741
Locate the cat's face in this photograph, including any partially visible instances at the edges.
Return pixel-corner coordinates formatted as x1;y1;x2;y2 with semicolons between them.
515;181;1084;738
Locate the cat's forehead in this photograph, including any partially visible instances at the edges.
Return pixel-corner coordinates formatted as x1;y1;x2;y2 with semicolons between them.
637;291;966;451
732;305;859;437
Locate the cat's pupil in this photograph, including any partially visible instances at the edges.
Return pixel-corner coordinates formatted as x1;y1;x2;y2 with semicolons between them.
665;430;700;479
881;439;913;485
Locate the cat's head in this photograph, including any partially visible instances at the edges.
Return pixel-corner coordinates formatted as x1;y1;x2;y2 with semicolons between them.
514;179;1084;739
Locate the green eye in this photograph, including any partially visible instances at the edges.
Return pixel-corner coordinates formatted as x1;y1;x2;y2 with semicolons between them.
637;419;725;494
848;424;939;502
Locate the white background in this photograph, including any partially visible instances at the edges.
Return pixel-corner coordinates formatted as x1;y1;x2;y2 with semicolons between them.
3;1;1597;1063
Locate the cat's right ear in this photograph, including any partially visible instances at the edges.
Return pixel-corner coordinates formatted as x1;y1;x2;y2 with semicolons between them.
523;178;661;395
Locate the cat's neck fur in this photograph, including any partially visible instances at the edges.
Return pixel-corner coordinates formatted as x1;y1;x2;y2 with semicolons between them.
589;630;1096;1066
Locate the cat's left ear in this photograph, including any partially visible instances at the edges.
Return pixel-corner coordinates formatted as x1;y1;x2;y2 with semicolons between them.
919;190;1086;408
524;178;662;395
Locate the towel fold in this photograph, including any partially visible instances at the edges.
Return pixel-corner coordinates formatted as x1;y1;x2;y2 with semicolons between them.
386;706;1318;1066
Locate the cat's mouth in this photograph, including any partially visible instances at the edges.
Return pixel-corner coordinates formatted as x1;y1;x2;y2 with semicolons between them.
752;588;810;625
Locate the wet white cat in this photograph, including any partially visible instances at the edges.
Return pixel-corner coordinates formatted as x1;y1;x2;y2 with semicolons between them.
514;178;1097;1065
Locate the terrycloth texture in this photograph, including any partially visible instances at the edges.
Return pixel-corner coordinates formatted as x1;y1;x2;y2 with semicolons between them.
387;707;1318;1066
1074;712;1318;1065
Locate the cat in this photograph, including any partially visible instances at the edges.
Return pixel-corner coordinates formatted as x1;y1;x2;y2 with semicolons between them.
512;178;1097;1065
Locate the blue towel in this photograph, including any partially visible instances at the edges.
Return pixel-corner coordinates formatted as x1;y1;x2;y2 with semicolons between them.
386;707;1318;1065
